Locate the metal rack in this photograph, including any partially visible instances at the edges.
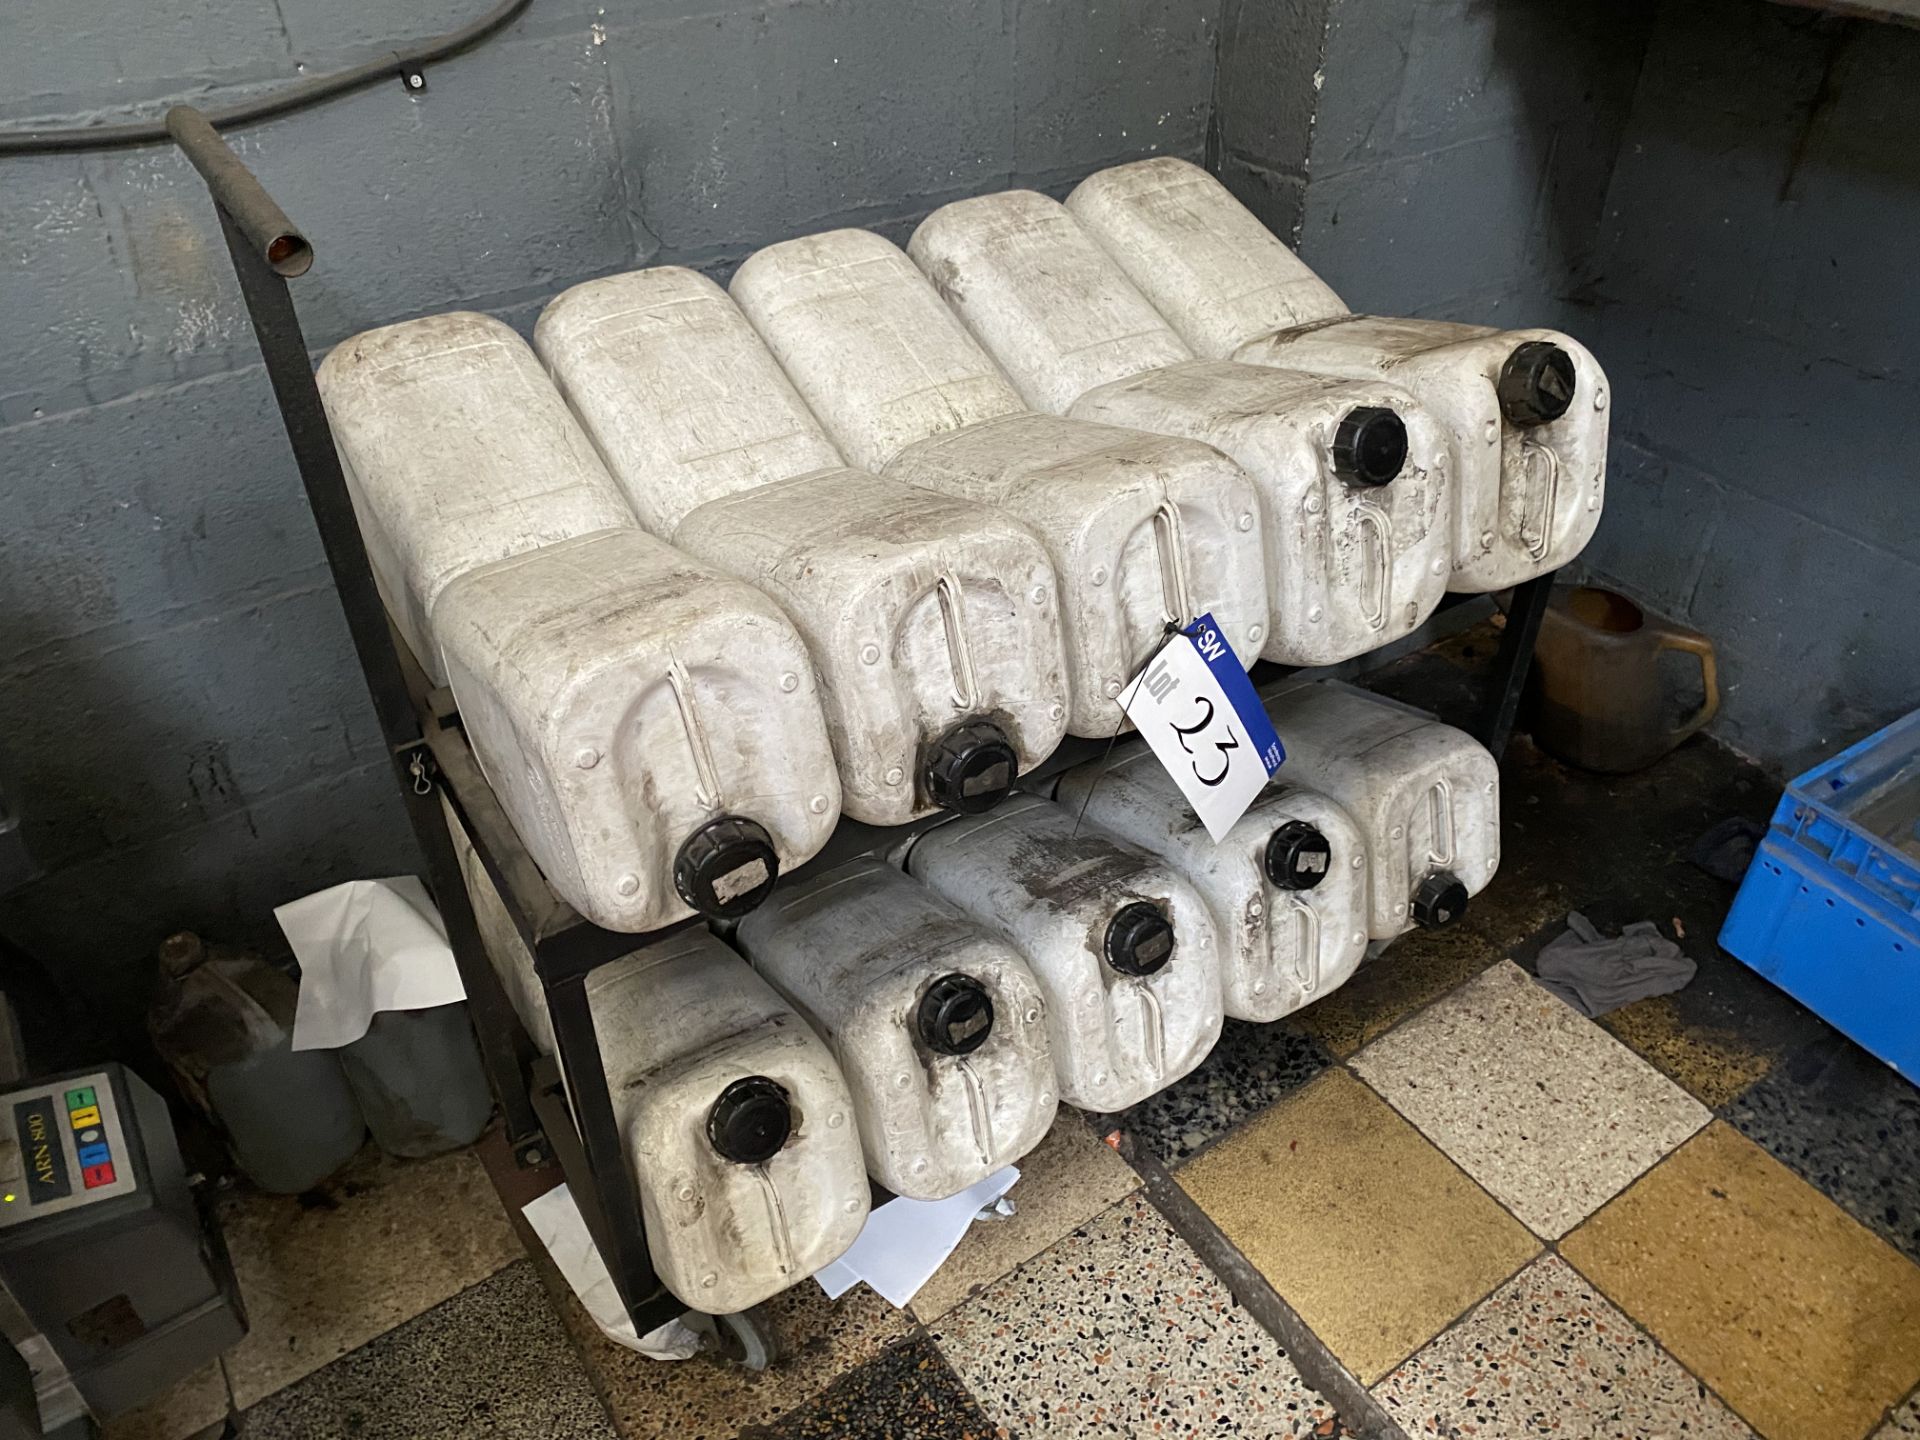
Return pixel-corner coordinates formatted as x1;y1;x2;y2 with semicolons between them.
170;107;1558;1338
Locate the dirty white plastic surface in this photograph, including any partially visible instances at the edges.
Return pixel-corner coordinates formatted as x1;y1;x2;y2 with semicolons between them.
317;312;636;685
726;228;1268;736
536;267;844;535
1054;752;1370;1022
888;414;1270;734
1074;362;1453;665
1063;157;1349;361
736;859;1058;1199
908;193;1454;665
1066;159;1607;591
671;467;1070;824
445;799;556;1057
906;795;1223;1110
730;229;1027;472
321;314;838;930
537;264;1070;825
433;529;840;931
908;191;1192;417
448;820;869;1312
1263;680;1500;941
1241;320;1608;591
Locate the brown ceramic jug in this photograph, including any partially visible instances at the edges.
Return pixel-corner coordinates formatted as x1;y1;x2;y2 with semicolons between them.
1527;585;1719;773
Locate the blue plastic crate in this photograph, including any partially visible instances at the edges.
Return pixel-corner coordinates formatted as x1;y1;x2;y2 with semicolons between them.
1720;708;1920;1082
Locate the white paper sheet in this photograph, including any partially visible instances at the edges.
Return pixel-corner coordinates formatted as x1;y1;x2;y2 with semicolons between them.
276;876;467;1050
521;1184;700;1360
814;1167;1020;1309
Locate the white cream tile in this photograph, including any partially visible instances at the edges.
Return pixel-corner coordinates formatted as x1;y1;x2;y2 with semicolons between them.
1351;960;1709;1238
1376;1254;1755;1439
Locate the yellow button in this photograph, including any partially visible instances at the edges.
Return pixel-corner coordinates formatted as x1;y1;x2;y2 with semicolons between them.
67;1106;100;1129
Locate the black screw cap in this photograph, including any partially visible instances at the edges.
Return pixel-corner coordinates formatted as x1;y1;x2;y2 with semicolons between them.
916;974;996;1057
1105;901;1176;977
707;1076;793;1165
1265;821;1333;891
1411;871;1470;930
923;719;1017;814
1331;405;1408;487
1496;341;1577;427
674;816;779;920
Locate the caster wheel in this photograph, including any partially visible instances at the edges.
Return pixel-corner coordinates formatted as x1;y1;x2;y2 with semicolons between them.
685;1307;779;1370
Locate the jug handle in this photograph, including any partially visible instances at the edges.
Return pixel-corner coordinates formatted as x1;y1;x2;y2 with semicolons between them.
1653;629;1720;739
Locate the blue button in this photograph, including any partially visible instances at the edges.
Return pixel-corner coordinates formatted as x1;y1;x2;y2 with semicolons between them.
76;1142;109;1167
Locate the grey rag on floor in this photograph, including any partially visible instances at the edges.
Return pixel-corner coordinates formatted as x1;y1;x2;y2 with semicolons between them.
1534;912;1696;1018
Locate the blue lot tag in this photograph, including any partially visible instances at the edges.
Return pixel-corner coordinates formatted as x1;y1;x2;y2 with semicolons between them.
1117;614;1286;842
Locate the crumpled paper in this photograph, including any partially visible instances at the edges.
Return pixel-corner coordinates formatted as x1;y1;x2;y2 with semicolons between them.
814;1167;1021;1308
275;877;467;1050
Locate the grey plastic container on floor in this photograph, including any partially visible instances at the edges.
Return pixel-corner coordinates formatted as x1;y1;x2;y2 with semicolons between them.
339;1003;494;1159
148;932;365;1194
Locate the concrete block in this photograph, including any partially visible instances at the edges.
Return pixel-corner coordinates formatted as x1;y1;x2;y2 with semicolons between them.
0;368;327;648
0;757;416;1039
1214;152;1308;247
275;0;578;66
0;583;387;874
1579;439;1726;621
1298;126;1545;314
1213;0;1328;176
1010;0;1219;185
1763;31;1920;383
0;0;288;121
611;0;1015;264
1593;304;1920;566
1685;492;1920;773
1315;0;1652;176
0;158;134;426
69;30;629;385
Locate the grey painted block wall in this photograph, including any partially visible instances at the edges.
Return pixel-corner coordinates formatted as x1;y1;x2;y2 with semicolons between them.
0;0;1223;1037
1211;0;1654;322
1577;0;1920;772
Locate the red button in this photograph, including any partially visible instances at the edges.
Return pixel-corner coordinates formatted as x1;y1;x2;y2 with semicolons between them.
82;1163;115;1189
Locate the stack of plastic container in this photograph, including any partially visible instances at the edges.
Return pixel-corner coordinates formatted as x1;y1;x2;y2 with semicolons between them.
319;157;1608;1313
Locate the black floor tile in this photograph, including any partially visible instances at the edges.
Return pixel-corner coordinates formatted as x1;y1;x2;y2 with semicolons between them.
1097;1018;1332;1166
749;1338;1002;1440
1721;1033;1920;1263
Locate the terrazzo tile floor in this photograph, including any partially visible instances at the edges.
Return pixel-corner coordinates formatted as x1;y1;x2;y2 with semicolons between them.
1374;1255;1757;1439
929;1196;1342;1437
121;630;1920;1440
1351;959;1711;1239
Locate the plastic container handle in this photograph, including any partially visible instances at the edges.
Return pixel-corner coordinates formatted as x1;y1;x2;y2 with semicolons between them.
1655;630;1720;739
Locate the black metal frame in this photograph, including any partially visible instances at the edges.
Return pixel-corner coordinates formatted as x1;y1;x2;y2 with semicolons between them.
169;107;1557;1338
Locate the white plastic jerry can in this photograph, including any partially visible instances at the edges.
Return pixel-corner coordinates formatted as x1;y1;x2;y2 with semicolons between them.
727;228;1269;737
536;267;845;536
1066;158;1607;592
727;228;1030;472
669;470;1070;824
887;415;1270;733
537;266;1070;825
1060;155;1350;364
446;823;870;1312
432;530;840;929
1263;680;1500;941
1237;319;1606;593
907;191;1453;666
735;858;1058;1200
321;314;839;930
1053;749;1370;1022
317;311;638;686
905;794;1224;1111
